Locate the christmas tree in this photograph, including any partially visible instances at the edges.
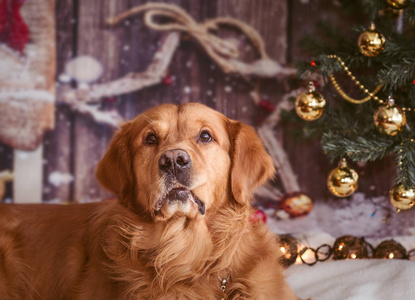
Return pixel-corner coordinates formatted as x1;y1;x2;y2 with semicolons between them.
289;0;415;211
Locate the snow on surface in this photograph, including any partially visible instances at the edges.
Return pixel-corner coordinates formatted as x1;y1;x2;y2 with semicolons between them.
266;193;415;238
0;89;54;102
285;259;415;300
48;171;74;187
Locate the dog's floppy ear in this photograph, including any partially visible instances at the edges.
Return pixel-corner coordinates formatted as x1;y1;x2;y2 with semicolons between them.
229;121;275;204
96;121;135;203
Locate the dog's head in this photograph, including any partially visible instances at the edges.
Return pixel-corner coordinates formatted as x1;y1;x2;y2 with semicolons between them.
96;103;274;220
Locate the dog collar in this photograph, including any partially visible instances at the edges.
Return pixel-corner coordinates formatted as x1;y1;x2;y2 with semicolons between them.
218;272;230;299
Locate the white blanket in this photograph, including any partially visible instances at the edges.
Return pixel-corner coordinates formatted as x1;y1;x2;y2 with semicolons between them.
285;259;415;300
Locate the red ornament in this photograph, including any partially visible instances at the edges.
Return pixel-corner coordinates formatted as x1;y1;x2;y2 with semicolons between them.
278;192;313;218
256;100;276;125
258;99;276;112
412;79;415;85
0;0;29;52
106;97;117;103
250;209;267;224
162;74;174;86
311;60;316;66
312;80;321;89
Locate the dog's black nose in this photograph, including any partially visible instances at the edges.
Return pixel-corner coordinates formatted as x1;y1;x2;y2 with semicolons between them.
159;149;191;173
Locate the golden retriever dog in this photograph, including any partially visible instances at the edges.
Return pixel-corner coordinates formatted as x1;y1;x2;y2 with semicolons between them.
0;103;298;299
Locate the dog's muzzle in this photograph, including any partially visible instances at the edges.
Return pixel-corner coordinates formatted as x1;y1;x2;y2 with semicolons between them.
158;149;191;186
156;149;205;215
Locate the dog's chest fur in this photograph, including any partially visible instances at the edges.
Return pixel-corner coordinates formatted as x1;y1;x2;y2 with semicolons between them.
101;205;256;299
1;201;283;300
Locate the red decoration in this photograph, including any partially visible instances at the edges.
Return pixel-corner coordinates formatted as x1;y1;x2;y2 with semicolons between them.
312;80;321;89
311;59;316;66
278;192;313;218
0;0;29;52
258;99;276;112
250;209;267;224
412;79;415;85
162;74;174;86
255;99;276;125
106;97;117;103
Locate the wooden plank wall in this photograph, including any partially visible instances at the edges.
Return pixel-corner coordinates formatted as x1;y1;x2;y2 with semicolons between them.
1;0;396;204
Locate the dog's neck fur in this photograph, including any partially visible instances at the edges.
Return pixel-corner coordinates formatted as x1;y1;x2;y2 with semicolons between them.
102;202;258;299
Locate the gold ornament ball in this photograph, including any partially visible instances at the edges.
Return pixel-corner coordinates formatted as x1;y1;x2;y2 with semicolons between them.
373;98;406;136
327;159;359;197
295;82;326;121
386;0;409;9
357;23;385;57
389;184;415;211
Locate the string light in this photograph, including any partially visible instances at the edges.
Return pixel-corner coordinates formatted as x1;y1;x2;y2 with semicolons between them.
278;235;299;267
278;235;413;267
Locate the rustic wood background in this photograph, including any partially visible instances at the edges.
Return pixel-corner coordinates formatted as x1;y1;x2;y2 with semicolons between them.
0;0;397;204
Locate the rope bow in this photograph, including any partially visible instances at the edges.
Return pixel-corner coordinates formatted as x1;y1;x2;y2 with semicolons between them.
107;2;284;77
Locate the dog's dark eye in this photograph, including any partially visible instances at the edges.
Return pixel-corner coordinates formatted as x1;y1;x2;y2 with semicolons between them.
199;131;213;143
145;134;158;145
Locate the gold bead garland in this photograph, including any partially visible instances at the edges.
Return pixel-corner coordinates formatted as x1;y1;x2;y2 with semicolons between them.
329;74;382;104
327;54;414;112
327;54;384;104
323;55;415;210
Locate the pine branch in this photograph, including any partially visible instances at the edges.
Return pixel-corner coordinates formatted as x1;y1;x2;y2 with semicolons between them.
403;1;415;23
321;130;396;163
394;139;415;188
291;0;415;188
377;57;415;90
